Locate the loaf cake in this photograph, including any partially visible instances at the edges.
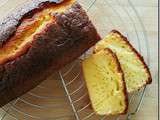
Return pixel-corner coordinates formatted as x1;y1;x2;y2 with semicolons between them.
94;30;152;92
0;0;101;107
82;48;128;115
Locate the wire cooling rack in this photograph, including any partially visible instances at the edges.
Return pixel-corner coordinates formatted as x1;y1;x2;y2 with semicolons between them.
0;0;151;120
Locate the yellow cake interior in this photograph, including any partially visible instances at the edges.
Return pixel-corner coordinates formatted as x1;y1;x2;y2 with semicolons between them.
82;49;127;115
95;32;149;92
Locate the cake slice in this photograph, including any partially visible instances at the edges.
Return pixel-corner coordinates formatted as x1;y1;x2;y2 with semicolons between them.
82;48;128;115
94;30;152;92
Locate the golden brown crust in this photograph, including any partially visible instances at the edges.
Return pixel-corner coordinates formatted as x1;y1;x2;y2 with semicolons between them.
0;0;64;46
0;0;76;65
111;30;152;86
0;1;101;107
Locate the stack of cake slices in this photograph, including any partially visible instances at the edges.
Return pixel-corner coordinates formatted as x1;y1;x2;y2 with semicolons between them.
82;30;152;116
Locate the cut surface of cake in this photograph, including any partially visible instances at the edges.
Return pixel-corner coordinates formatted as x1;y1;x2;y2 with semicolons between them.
82;48;128;115
94;30;152;92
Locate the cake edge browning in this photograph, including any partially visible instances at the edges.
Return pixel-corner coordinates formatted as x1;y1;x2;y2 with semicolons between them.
104;48;128;115
111;30;152;86
0;2;101;107
82;48;128;116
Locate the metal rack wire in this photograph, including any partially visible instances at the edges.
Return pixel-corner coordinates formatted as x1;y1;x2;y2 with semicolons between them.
0;0;150;120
